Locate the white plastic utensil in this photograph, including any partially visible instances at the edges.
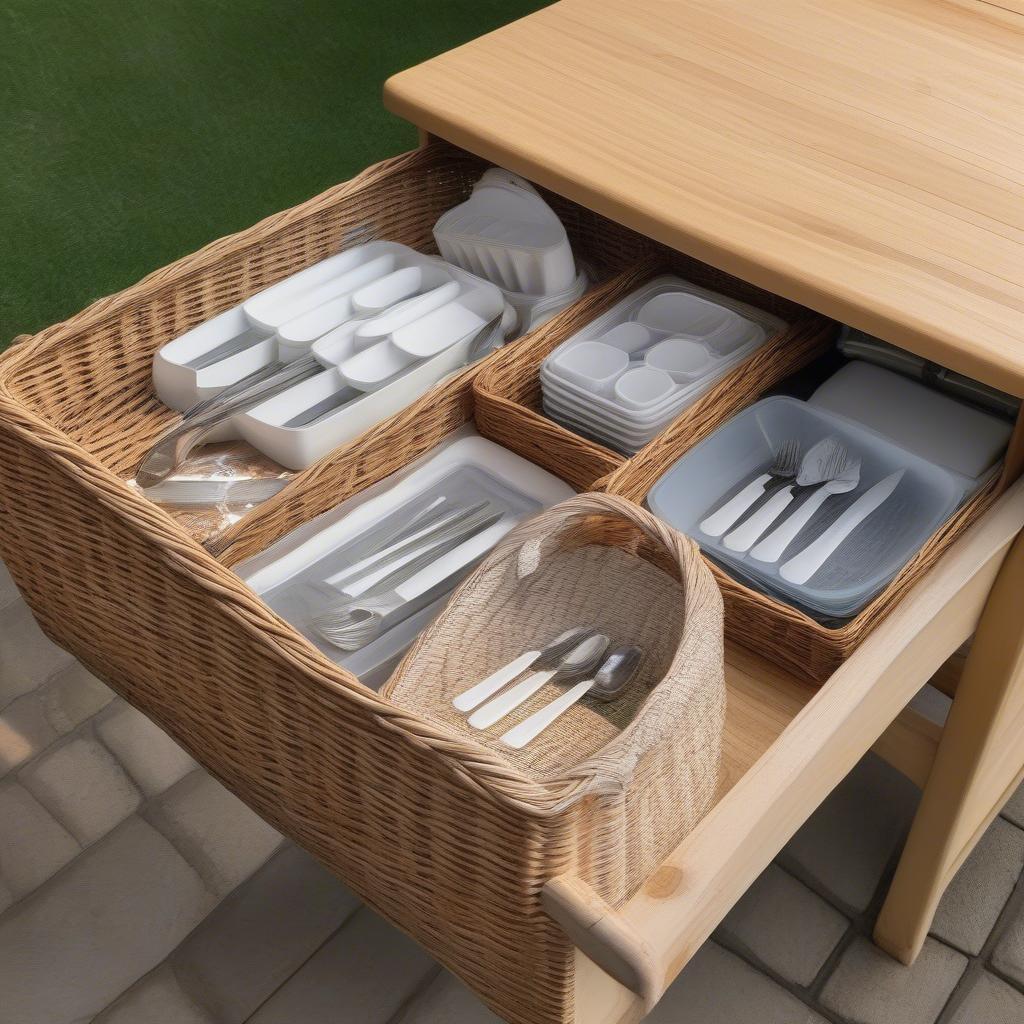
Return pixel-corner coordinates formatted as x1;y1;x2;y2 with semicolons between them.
351;267;426;313
780;470;905;585
500;645;642;748
451;626;598;712
391;302;487;359
723;439;848;553
751;455;862;563
354;281;462;342
468;633;609;729
699;440;800;538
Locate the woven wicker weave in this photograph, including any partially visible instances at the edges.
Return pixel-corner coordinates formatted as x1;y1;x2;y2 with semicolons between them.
0;143;655;1024
384;492;726;904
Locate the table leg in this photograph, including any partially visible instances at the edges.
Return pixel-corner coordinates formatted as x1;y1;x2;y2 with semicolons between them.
874;530;1024;964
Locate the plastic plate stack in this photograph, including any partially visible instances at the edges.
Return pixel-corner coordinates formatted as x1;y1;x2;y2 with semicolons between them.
540;276;784;454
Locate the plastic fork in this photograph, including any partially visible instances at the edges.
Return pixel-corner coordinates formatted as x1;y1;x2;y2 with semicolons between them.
699;440;800;538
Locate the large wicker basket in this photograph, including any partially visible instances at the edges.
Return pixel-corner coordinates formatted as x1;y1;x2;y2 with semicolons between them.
0;137;1009;1022
384;491;726;906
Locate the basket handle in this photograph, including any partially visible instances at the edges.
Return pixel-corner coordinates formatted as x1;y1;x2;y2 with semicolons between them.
501;491;700;584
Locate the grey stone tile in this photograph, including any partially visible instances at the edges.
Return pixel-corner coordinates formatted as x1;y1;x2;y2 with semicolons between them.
0;692;56;776
931;818;1024;955
19;734;141;844
0;876;13;914
1002;781;1024;830
96;701;195;796
0;599;73;708
399;971;501;1024
992;902;1024;987
646;942;828;1023
247;908;437;1024
717;863;849;986
781;753;920;911
40;661;115;734
173;843;361;1023
948;971;1024;1024
93;964;218;1024
147;771;281;896
0;817;215;1024
820;936;966;1024
0;780;79;896
0;558;18;609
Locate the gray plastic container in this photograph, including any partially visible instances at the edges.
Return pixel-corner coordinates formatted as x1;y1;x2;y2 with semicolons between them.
647;397;974;620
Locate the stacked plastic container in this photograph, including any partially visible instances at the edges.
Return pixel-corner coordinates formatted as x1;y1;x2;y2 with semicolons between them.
540;277;784;454
433;168;588;332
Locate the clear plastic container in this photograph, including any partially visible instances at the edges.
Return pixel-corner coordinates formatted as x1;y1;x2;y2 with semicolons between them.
647;397;973;620
237;431;574;687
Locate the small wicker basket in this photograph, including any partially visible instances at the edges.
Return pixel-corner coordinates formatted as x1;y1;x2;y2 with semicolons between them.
383;491;726;904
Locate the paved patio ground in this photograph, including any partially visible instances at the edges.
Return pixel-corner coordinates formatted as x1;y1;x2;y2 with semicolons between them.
3;555;1024;1023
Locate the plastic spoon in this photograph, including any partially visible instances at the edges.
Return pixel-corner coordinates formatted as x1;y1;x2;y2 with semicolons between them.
339;340;417;391
780;470;905;585
452;626;599;712
468;634;609;730
751;455;862;563
500;645;642;749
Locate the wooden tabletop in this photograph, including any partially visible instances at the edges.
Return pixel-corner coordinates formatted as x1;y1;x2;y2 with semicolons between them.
385;0;1024;396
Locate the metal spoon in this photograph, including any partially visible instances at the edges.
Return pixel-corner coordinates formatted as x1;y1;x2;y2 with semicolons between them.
451;626;599;712
468;633;610;730
500;645;643;749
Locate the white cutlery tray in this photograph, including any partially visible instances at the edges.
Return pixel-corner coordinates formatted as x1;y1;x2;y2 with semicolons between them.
152;241;509;469
648;397;974;619
238;431;574;687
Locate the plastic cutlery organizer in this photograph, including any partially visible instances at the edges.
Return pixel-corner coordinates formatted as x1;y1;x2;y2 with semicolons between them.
540;276;784;453
238;432;574;687
152;241;509;469
648;397;973;619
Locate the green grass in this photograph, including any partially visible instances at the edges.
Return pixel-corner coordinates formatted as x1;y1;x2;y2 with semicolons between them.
0;0;549;348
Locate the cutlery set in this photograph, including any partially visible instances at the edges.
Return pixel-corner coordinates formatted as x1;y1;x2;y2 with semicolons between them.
452;627;644;749
243;434;576;686
540;277;785;454
649;397;968;620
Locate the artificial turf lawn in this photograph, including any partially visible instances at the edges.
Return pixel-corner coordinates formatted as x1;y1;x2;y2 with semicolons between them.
1;0;549;349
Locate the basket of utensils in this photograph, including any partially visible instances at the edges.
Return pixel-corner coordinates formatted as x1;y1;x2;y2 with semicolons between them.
383;491;726;902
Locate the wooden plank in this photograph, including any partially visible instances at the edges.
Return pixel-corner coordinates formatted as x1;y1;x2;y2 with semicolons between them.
386;0;1024;396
